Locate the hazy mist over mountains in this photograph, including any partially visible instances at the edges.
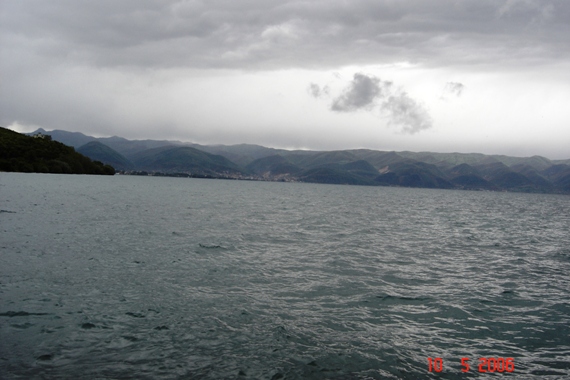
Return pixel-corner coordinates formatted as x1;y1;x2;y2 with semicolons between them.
27;128;570;195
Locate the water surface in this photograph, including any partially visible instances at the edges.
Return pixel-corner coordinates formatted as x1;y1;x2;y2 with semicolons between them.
1;173;569;379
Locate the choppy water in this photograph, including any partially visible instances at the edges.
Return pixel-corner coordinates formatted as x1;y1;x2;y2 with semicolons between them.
1;172;569;379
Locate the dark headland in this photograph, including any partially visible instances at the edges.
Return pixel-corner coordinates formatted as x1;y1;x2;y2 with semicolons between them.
0;127;115;175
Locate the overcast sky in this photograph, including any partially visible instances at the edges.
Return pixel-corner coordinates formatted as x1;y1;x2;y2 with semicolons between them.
1;0;569;159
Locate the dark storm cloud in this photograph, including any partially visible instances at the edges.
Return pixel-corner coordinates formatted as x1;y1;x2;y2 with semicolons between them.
2;0;568;70
329;73;431;134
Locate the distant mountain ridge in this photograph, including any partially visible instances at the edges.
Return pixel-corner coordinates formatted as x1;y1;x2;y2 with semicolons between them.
27;128;570;194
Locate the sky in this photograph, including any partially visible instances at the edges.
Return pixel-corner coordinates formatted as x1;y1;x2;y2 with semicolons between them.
1;0;569;159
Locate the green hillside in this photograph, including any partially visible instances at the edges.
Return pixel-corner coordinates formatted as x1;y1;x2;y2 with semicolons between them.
374;161;453;189
285;150;359;169
0;127;115;175
245;155;301;176
130;146;244;175
77;141;134;170
298;167;375;186
348;150;412;169
193;143;284;167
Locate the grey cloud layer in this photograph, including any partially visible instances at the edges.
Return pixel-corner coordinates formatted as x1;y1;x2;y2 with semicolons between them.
313;73;432;134
2;0;568;70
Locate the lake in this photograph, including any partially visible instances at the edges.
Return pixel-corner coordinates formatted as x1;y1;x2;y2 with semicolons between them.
1;173;569;379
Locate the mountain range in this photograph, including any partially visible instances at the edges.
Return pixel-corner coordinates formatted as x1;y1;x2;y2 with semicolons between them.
27;128;570;194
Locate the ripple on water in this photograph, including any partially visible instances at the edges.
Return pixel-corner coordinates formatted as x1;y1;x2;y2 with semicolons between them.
0;174;569;379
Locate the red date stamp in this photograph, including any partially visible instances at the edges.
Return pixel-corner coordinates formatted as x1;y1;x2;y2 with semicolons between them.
428;357;514;373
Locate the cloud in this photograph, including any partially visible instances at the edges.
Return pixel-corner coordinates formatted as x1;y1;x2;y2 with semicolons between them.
328;73;431;134
307;83;329;98
446;82;465;96
331;73;385;111
441;82;465;100
383;93;433;134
